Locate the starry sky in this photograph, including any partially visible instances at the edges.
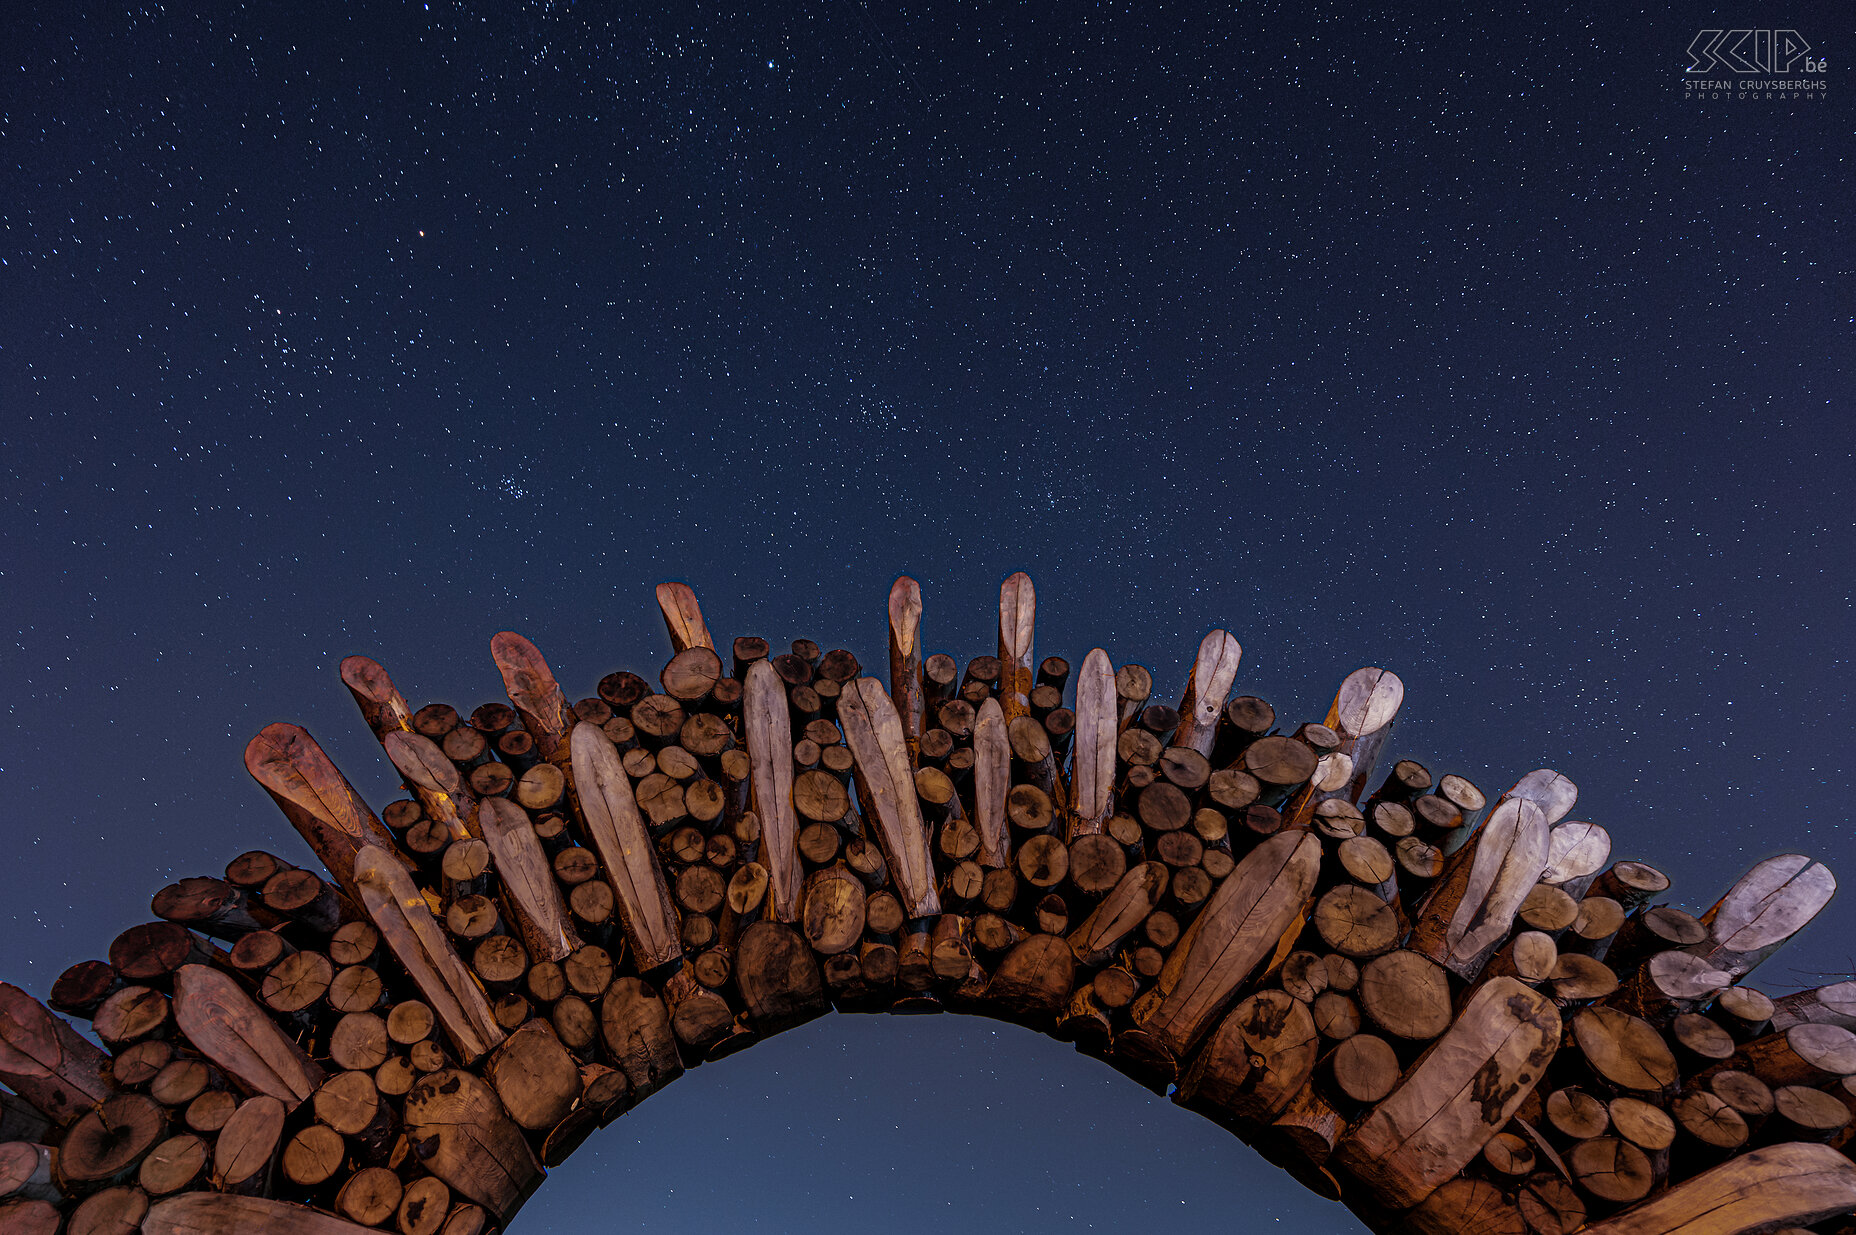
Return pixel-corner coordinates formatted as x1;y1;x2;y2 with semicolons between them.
4;4;1851;1232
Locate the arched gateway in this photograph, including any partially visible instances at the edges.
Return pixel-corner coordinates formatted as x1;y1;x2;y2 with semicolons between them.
3;575;1853;1235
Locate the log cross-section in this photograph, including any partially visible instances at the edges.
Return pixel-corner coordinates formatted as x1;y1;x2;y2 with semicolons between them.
742;660;802;923
568;721;684;966
839;677;941;917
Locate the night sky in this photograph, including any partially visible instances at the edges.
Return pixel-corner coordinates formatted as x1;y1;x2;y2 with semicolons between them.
4;4;1851;1232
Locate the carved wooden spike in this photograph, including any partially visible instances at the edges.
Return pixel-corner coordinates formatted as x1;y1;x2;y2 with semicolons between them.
1333;977;1561;1209
742;660;802;922
0;983;113;1125
838;677;941;917
971;698;1010;868
887;575;924;748
1173;629;1242;758
403;1068;543;1223
171;965;324;1107
476;797;580;963
1068;862;1168;967
354;846;504;1063
338;655;411;739
1408;797;1550;980
1578;1141;1856;1235
1501;768;1578;825
1692;853;1836;980
1131;830;1320;1057
654;581;714;653
490;631;573;764
243;722;401;899
147;1193;385;1235
1541;821;1611;897
997;571;1036;723
568;721;683;965
383;730;475;842
1067;648;1116;839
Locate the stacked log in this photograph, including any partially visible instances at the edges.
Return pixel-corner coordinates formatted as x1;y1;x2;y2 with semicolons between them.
1;571;1851;1235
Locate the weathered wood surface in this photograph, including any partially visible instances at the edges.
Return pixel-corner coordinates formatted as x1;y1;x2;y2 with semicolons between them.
383;730;474;843
1129;830;1320;1057
1172;629;1242;757
742;660;802;922
1408;797;1550;980
1772;979;1856;1032
838;677;940;917
244;722;400;899
476;796;580;963
1500;768;1578;825
403;1069;542;1223
971;698;1010;868
0;984;113;1125
146;1194;383;1235
1175;989;1318;1126
490;631;574;763
997;571;1036;723
1578;1141;1856;1235
171;965;324;1107
1690;853;1836;980
1332;977;1560;1209
338;655;412;739
887;575;923;748
354;847;504;1063
1068;862;1169;966
1328;666;1404;804
1067;648;1116;839
654;581;714;653
569;721;683;967
1540;821;1611;898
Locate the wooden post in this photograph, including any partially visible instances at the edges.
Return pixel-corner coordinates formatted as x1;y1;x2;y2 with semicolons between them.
654;581;715;653
997;571;1035;724
1172;630;1242;758
887;576;923;750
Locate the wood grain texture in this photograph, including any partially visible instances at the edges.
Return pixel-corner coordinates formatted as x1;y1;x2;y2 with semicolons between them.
1577;1141;1856;1235
490;631;574;764
171;965;323;1107
997;571;1036;723
568;722;683;966
1130;829;1320;1057
887;575;923;747
338;655;412;739
383;730;474;843
244;722;401;899
654;581;715;653
971;698;1010;867
476;796;580;963
354;847;504;1064
742;660;802;923
1499;769;1578;825
1172;629;1242;757
1692;853;1836;980
0;983;113;1125
1068;862;1169;967
838;678;940;916
1332;977;1560;1209
403;1068;542;1223
1408;797;1550;980
1067;648;1116;839
146;1193;383;1235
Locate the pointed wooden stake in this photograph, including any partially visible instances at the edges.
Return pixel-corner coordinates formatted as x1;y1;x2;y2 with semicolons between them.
171;965;324;1107
888;576;924;750
477;797;581;963
971;698;1010;868
1284;667;1403;828
839;678;940;917
244;722;403;901
383;730;475;843
1067;649;1116;839
997;572;1036;723
0;983;113;1125
1691;853;1836;980
655;581;715;654
354;846;504;1063
1578;1142;1856;1235
568;721;683;968
1173;630;1242;757
490;631;574;764
1408;797;1551;981
742;661;802;923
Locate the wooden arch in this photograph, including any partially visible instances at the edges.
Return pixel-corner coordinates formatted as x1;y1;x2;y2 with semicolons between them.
4;574;1855;1235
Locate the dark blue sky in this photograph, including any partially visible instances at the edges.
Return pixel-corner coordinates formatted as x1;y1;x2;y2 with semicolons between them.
4;4;1850;1231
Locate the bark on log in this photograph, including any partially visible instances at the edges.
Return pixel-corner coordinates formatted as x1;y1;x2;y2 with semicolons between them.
1332;977;1560;1209
339;655;414;739
569;722;683;968
1128;830;1321;1060
0;984;114;1125
1771;981;1856;1033
1173;630;1242;758
170;965;324;1107
353;849;504;1064
997;572;1036;724
837;677;940;917
244;722;402;902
